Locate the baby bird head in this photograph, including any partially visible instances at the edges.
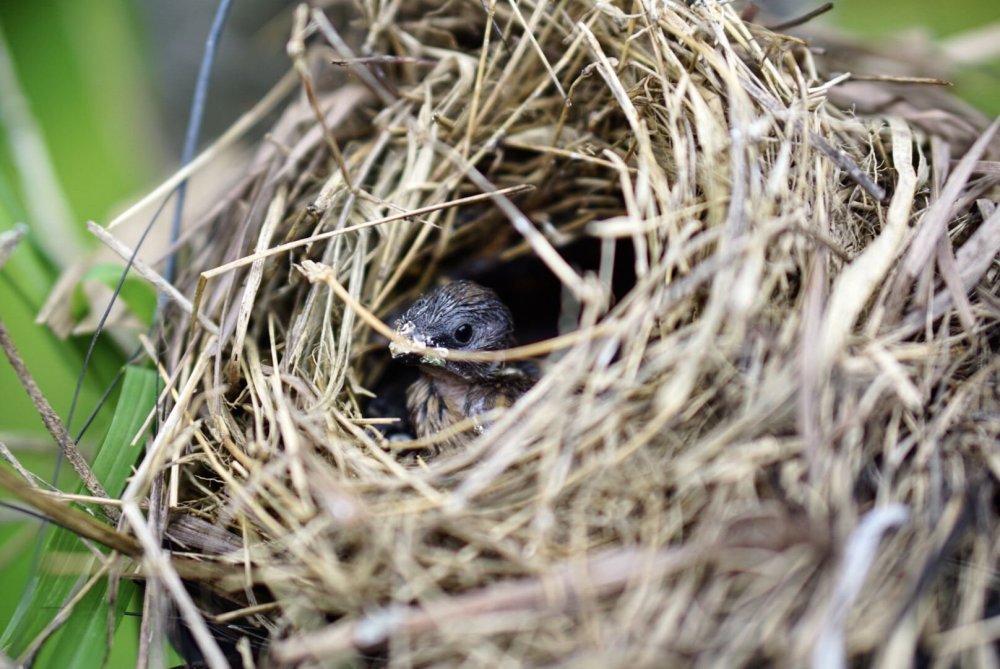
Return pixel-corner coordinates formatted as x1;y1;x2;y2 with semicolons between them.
390;280;515;380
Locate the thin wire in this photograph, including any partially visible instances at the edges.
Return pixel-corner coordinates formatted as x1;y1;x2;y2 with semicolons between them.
0;501;74;531
72;343;146;443
164;0;234;289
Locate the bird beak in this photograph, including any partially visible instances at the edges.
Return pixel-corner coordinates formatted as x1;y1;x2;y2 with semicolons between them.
388;338;421;364
389;321;420;359
389;322;446;367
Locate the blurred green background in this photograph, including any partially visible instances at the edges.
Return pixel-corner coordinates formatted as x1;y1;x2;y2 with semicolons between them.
0;0;997;665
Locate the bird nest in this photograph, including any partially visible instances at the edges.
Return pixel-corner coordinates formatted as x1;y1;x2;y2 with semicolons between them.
126;1;1000;666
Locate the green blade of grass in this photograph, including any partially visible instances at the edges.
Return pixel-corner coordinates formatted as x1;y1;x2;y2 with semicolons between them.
0;365;157;665
32;567;141;669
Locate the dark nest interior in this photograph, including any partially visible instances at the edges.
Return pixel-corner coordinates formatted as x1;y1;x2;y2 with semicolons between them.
87;1;1000;666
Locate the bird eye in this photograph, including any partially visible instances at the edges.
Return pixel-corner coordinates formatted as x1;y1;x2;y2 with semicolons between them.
453;323;474;345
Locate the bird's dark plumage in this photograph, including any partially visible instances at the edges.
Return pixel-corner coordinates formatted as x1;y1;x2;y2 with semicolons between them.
390;280;536;452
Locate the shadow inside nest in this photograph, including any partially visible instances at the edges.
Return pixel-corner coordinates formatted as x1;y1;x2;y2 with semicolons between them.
362;235;637;445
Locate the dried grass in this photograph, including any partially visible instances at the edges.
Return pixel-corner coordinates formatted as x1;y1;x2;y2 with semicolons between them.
98;1;1000;666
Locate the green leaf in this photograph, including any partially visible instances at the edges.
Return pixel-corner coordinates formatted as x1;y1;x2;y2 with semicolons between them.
0;365;157;666
85;365;158;501
35;568;141;669
82;263;157;327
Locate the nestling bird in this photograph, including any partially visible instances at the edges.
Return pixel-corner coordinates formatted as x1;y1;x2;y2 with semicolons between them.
389;280;536;452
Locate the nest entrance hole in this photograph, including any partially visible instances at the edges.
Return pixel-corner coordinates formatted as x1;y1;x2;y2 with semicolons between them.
363;233;638;437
